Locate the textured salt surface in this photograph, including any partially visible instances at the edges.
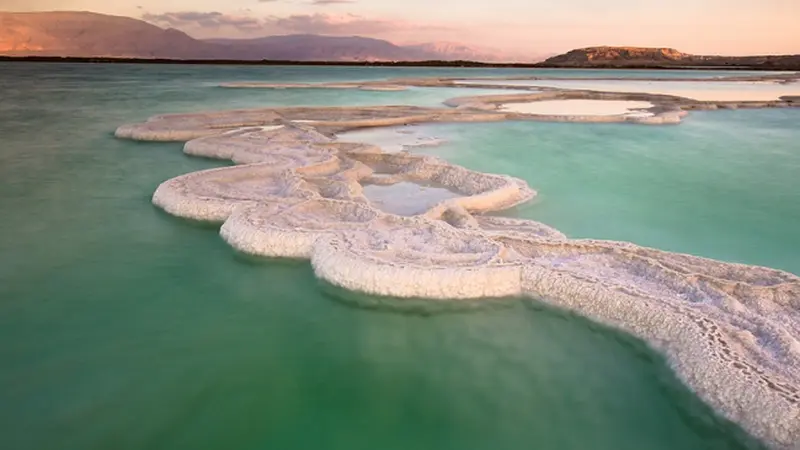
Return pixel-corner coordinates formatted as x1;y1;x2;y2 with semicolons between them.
500;100;654;117
115;82;800;449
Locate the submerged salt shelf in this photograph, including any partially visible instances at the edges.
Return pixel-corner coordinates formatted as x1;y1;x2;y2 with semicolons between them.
500;100;654;117
115;86;800;449
362;182;462;216
457;79;800;102
336;126;447;153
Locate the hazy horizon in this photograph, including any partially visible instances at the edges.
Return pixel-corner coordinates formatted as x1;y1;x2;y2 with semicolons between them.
1;0;799;57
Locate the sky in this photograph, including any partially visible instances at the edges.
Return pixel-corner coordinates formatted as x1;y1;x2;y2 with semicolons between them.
2;0;799;56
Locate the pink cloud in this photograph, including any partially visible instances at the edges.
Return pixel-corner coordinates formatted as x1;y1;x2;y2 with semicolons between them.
310;0;356;4
267;13;415;35
141;11;453;40
142;11;262;31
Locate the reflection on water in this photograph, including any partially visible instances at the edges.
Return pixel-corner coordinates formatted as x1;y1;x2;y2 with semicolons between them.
362;181;462;215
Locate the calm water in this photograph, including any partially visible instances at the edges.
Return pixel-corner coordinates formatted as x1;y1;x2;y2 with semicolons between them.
412;110;800;275
0;63;787;450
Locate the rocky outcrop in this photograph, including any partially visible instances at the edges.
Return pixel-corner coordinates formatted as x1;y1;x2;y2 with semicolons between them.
546;47;689;65
540;46;800;70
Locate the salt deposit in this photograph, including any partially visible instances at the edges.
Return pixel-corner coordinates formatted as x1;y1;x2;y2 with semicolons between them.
220;82;408;91
453;78;800;102
500;100;655;117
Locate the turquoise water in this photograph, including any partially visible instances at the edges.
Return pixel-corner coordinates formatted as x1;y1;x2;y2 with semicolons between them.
415;110;800;275
0;63;785;450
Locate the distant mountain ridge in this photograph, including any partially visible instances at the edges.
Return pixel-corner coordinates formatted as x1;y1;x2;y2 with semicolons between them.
0;11;531;62
540;46;800;70
0;11;218;59
204;34;429;62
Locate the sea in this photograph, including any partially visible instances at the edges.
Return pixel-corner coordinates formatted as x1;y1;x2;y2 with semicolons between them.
1;62;797;450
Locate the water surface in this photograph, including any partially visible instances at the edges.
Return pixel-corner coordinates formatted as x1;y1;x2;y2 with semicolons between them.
413;110;800;275
0;62;782;450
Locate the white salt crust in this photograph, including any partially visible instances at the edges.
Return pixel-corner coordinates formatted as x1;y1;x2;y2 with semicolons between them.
117;98;800;449
500;100;655;117
457;79;800;102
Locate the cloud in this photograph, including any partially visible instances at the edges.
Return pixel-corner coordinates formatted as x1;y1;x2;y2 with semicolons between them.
310;0;356;4
267;13;400;34
142;11;262;31
142;11;453;40
143;12;222;27
266;13;449;35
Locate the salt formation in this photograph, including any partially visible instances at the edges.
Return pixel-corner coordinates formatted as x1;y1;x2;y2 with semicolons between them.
220;82;408;91
499;99;655;117
151;164;315;222
312;218;522;299
221;199;380;258
116;87;800;449
456;78;800;102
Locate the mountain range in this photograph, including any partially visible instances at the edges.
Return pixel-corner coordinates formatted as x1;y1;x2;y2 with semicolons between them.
3;12;798;69
0;11;532;62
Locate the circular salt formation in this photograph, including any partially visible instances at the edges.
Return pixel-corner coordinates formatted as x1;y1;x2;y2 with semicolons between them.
183;126;283;160
152;164;314;222
220;199;382;258
311;219;522;299
183;125;335;167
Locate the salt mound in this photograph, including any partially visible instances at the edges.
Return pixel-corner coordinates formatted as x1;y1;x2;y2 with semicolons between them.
184;126;339;167
152;165;315;222
221;199;382;258
312;218;522;299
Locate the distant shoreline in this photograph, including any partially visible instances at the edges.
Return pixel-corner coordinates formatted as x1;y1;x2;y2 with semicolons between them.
1;56;796;71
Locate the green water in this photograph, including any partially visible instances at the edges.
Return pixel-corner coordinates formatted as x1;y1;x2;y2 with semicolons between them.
0;63;786;450
419;111;800;275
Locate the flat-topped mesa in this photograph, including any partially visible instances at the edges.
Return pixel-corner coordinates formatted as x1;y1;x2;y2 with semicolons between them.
543;46;690;66
586;46;685;62
539;46;800;70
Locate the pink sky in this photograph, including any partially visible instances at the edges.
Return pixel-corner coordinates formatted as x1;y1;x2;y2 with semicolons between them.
2;0;799;56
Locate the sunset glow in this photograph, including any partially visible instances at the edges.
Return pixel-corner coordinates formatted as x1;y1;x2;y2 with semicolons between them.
2;0;799;57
